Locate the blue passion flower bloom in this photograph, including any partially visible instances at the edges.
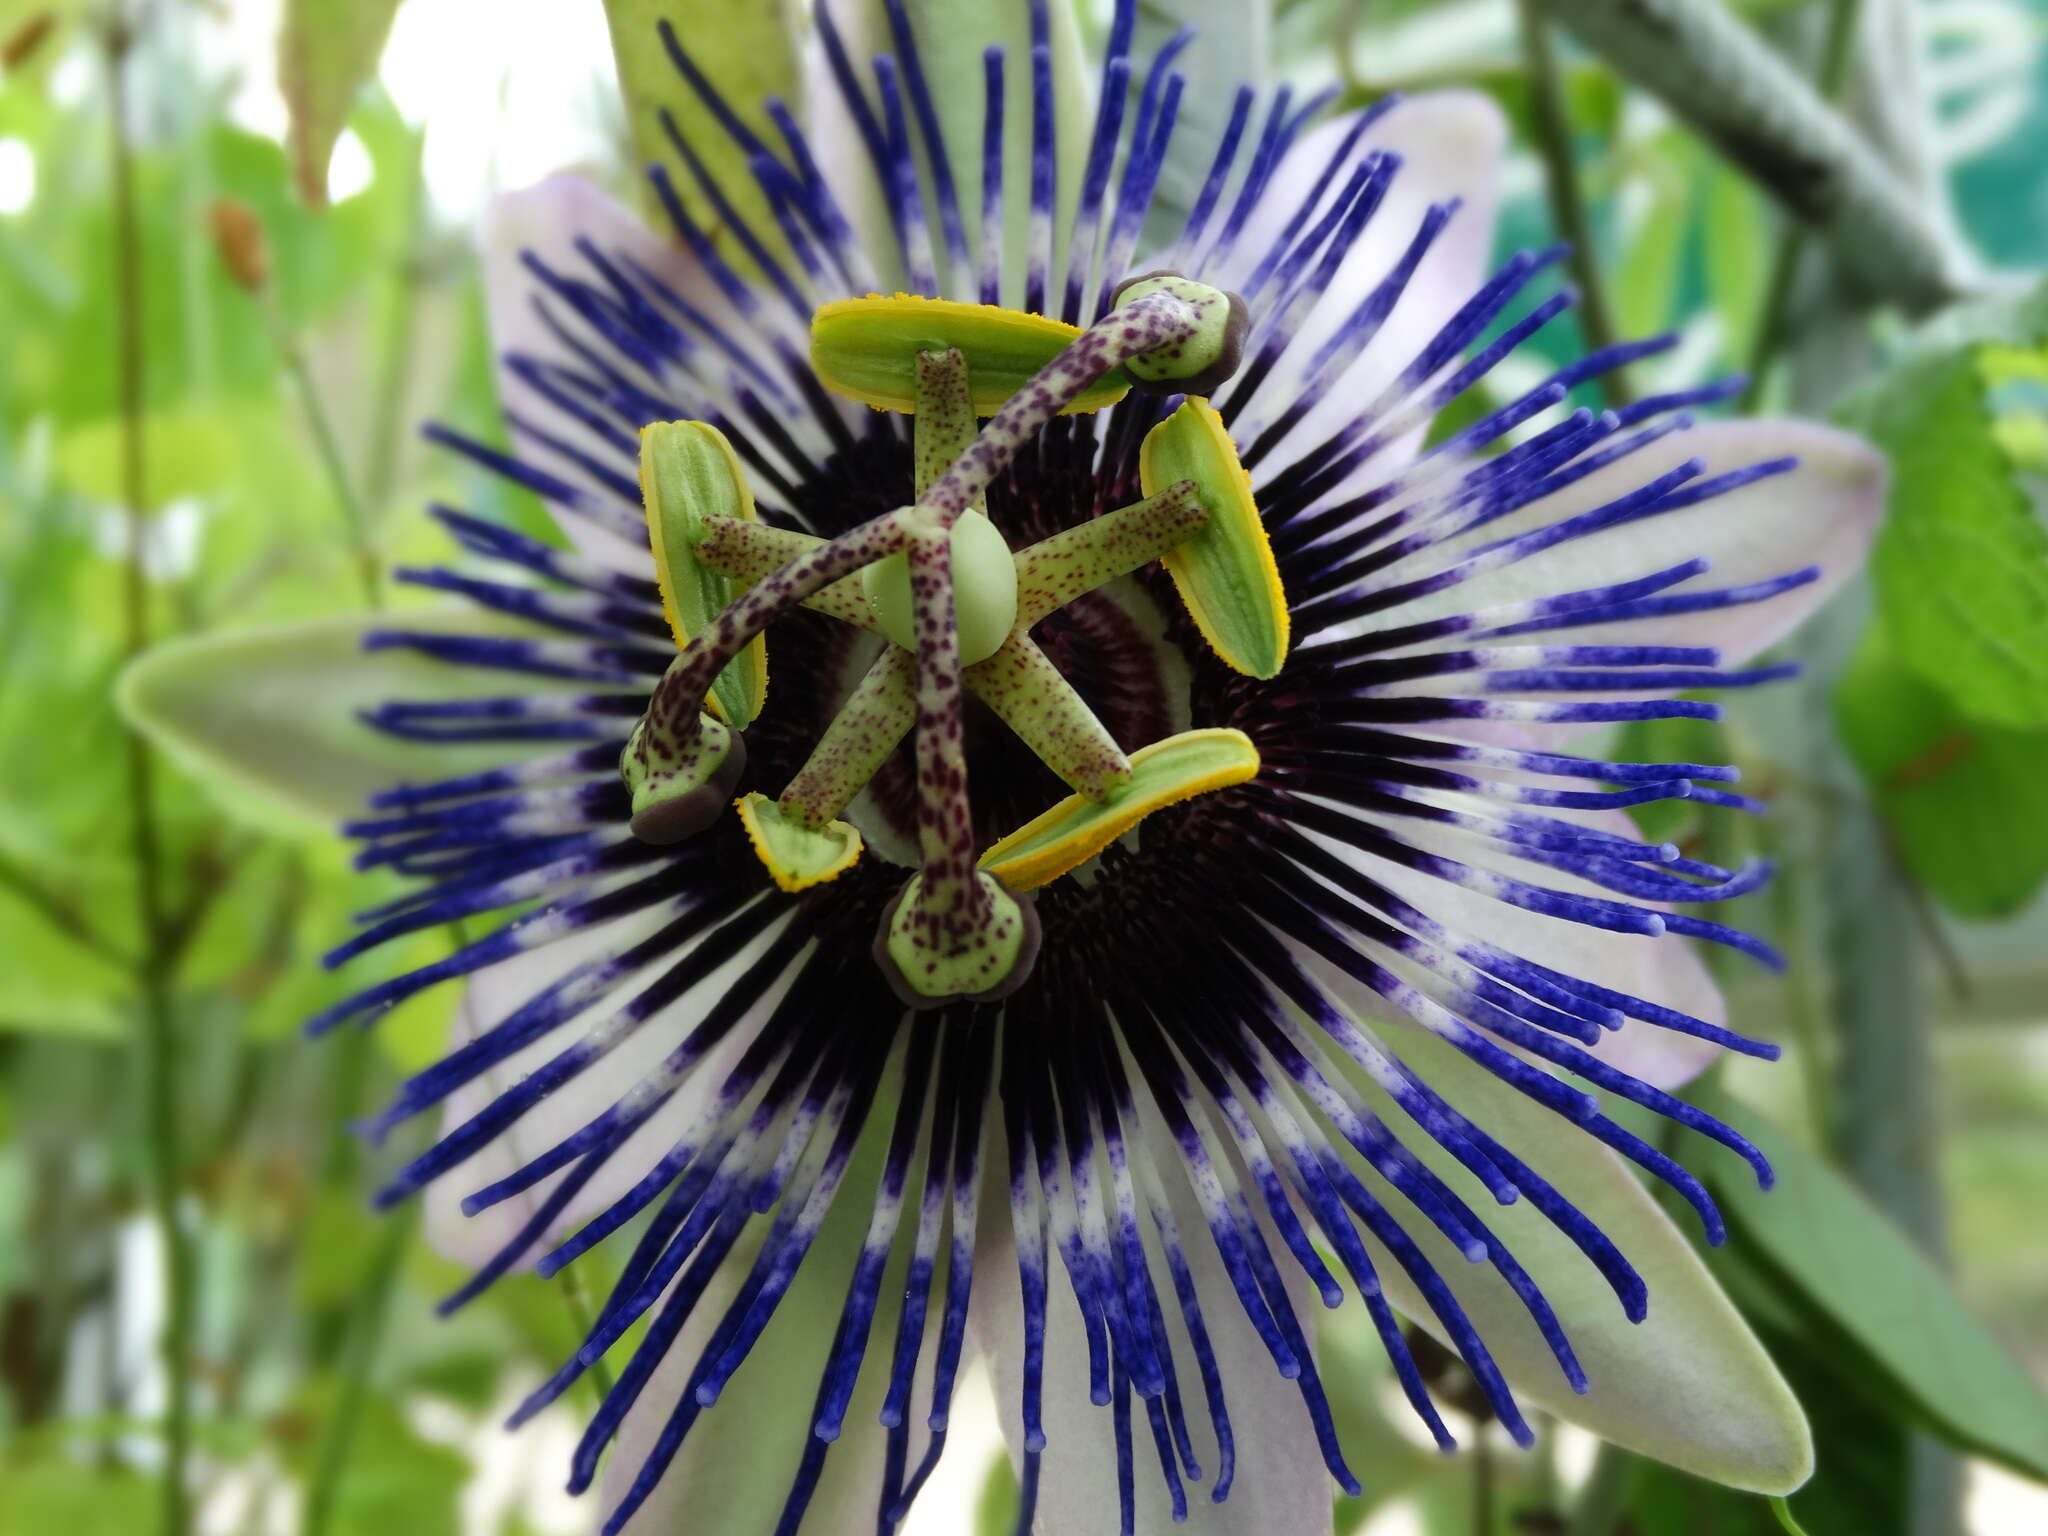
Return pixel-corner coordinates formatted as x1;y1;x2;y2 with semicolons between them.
297;3;1882;1533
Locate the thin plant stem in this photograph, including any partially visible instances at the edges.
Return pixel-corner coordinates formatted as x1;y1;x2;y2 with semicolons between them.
1740;0;1867;411
107;9;194;1530
1567;1436;1636;1536
0;846;131;965
1515;0;1632;405
1473;1426;1498;1536
264;294;383;609
362;129;427;517
302;1204;417;1536
555;1261;618;1406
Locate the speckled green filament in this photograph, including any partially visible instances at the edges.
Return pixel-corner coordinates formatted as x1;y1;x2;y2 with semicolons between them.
637;508;918;778
693;516;877;631
778;646;917;830
1011;480;1208;627
965;635;1132;800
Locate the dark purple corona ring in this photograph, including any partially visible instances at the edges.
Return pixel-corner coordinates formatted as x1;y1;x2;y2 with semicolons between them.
313;2;1877;1533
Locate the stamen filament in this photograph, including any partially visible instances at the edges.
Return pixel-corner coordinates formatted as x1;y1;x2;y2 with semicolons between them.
968;635;1133;800
692;517;877;631
1012;480;1207;627
779;647;917;830
917;290;1199;520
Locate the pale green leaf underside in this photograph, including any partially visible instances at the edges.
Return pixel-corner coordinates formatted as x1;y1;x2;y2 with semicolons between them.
1701;1093;2048;1484
116;611;607;833
1334;1028;1811;1493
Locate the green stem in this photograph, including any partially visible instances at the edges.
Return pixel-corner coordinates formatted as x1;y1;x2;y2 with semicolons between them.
554;1261;616;1407
1567;1437;1635;1536
107;11;193;1531
302;1204;416;1536
265;294;383;609
1738;0;1866;412
361;129;426;517
1514;0;1631;406
0;845;131;966
1533;0;1957;314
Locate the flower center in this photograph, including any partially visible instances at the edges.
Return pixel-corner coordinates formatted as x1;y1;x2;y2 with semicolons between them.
621;277;1282;1007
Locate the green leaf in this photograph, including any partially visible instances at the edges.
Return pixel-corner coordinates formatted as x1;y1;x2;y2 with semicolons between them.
603;0;801;244
1834;280;2048;728
280;1379;469;1536
1338;1028;1811;1492
1698;1092;2048;1483
278;0;404;205
0;1459;156;1535
1834;628;2048;918
116;610;601;832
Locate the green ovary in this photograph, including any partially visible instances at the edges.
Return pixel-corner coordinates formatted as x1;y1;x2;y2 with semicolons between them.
861;508;1019;665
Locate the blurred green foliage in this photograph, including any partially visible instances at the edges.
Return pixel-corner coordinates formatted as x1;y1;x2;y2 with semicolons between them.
2;2;2048;1535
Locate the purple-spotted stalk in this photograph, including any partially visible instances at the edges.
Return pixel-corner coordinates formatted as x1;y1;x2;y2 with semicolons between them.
875;516;1041;1008
916;290;1201;520
624;510;917;839
778;647;917;830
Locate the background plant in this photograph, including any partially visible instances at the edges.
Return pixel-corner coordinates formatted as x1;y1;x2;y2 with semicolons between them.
2;1;2046;1533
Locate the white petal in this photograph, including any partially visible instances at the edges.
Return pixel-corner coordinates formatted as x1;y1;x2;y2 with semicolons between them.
1230;92;1507;486
1366;419;1886;668
419;901;794;1271
599;1164;930;1535
480;173;688;573
1335;1026;1811;1493
969;1117;1337;1536
1294;803;1732;1093
802;0;1095;305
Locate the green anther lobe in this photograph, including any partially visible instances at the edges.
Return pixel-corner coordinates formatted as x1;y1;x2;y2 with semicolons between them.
1011;480;1208;628
641;421;768;726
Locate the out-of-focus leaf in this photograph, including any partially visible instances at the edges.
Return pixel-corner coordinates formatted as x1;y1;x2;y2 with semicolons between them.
55;409;236;509
975;1452;1021;1536
0;1459;156;1535
278;0;404;205
116;610;597;833
604;0;800;240
279;1378;468;1536
1338;1027;1811;1493
1835;629;2048;918
1834;280;2048;728
1699;1092;2048;1483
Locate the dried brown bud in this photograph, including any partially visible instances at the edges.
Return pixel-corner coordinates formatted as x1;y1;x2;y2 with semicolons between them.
1;11;56;73
208;198;271;293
